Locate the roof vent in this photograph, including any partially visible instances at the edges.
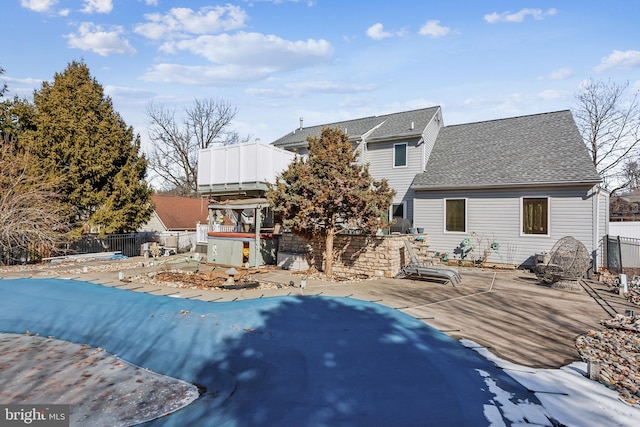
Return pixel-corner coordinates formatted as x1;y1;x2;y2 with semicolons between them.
410;121;415;130
299;117;304;130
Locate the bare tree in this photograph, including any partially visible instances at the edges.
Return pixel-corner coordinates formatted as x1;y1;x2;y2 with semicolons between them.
146;98;248;195
0;139;68;264
622;159;640;191
573;79;640;193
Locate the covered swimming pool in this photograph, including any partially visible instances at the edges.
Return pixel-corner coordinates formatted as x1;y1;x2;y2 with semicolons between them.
0;278;550;426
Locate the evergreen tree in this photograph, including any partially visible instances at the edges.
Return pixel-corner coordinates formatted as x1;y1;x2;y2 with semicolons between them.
267;127;395;277
29;61;153;234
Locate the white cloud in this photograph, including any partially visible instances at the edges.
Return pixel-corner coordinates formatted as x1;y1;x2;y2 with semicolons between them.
246;81;377;99
140;63;274;85
458;89;571;119
548;67;573;80
286;81;378;94
165;32;333;69
484;8;557;24
366;23;393;40
65;22;136;56
20;0;58;13
81;0;113;14
134;5;247;40
418;20;452;38
245;87;296;98
104;85;154;99
537;89;567;100
594;50;640;72
4;76;44;86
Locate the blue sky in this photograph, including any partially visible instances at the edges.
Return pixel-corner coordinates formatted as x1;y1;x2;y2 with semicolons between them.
2;0;639;152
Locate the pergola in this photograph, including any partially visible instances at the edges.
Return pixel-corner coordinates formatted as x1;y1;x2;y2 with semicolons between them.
206;198;269;268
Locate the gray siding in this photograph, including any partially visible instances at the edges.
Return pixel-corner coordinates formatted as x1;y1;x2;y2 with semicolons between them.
413;186;600;267
422;109;443;169
367;137;423;222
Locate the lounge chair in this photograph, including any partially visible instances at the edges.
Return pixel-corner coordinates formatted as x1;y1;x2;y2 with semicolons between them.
398;240;461;287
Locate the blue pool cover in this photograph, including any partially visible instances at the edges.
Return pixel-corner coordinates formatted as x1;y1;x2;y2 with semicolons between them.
0;278;548;426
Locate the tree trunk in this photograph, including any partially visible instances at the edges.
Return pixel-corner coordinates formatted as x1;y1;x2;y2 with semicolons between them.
325;229;335;278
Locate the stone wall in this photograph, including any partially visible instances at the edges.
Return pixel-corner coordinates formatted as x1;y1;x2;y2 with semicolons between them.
278;232;413;278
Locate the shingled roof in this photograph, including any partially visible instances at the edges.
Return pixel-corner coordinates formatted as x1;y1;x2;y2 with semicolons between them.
271;107;440;147
152;195;209;231
412;110;601;190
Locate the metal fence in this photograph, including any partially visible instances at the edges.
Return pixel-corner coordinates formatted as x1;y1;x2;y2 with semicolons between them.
69;232;159;258
0;247;37;265
599;234;640;275
1;231;204;265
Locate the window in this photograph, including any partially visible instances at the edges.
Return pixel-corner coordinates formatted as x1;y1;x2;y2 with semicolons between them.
394;143;407;167
445;199;466;232
391;203;405;221
389;202;410;233
522;197;549;235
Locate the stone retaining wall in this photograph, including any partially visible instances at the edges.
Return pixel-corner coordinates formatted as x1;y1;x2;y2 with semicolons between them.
278;232;413;278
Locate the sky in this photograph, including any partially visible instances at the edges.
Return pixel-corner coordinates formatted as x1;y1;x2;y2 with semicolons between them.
2;0;640;154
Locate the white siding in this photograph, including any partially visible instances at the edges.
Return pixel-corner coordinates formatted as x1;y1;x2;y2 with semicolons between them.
367;137;423;222
413;186;600;267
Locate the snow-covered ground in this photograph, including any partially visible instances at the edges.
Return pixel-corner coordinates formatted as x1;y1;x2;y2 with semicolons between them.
461;339;639;427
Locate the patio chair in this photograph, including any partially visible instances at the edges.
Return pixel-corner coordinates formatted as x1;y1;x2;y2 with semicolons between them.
534;236;590;284
399;240;461;287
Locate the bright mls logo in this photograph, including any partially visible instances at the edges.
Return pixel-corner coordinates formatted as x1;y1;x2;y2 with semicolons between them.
1;405;69;426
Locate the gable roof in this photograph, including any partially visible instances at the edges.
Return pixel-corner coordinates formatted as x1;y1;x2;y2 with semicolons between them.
412;110;602;190
152;195;209;231
271;107;441;147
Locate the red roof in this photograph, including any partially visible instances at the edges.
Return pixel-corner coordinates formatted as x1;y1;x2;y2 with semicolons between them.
152;195;209;231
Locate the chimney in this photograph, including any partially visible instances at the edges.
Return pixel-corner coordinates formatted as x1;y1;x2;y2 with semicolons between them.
299;117;304;130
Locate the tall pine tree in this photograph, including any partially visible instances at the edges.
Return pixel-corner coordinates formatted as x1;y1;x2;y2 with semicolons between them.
30;61;153;234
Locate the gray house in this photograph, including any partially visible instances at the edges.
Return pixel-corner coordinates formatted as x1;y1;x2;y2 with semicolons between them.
412;110;606;267
272;108;607;268
273;107;443;230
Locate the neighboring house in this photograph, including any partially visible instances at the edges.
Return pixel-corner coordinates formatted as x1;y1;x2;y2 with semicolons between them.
138;195;210;253
198;107;607;268
610;190;640;222
140;194;209;232
608;191;640;240
138;194;208;233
